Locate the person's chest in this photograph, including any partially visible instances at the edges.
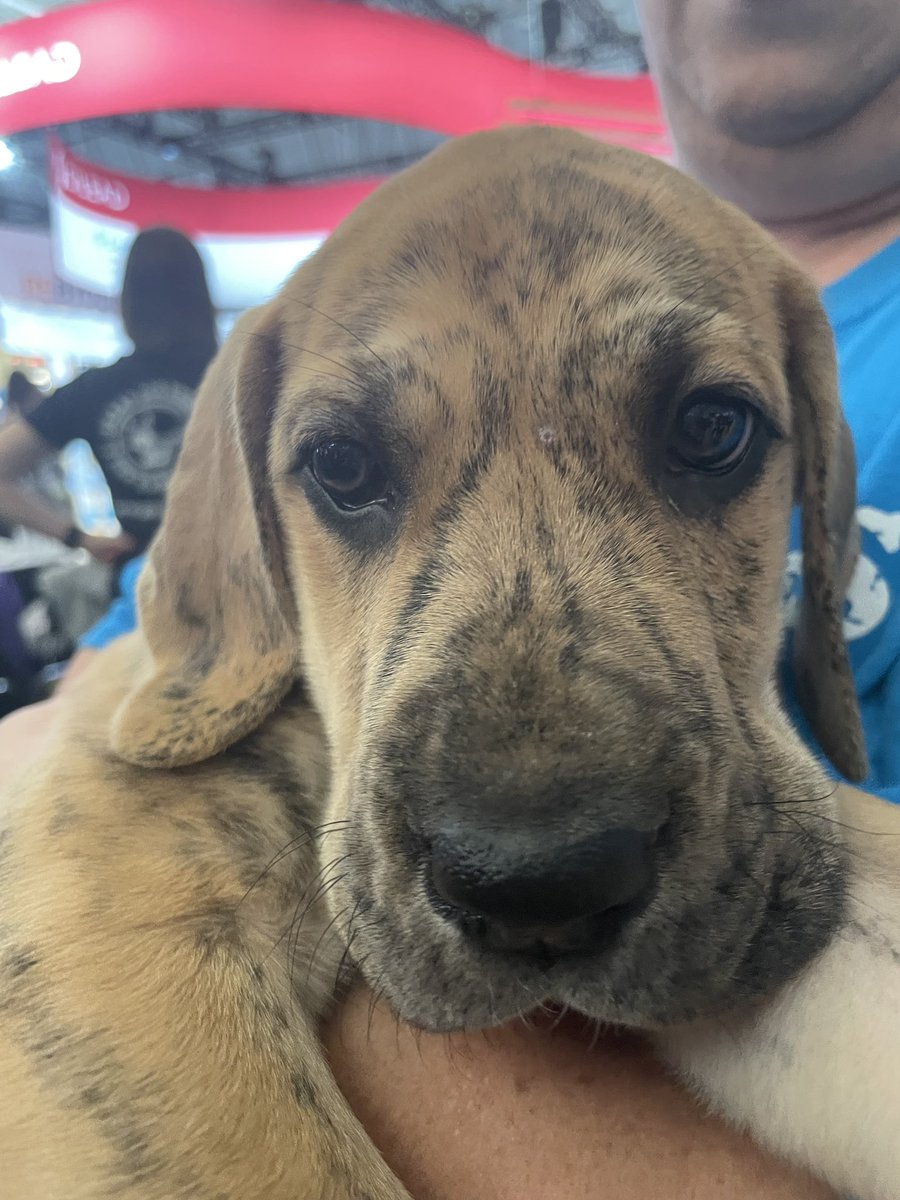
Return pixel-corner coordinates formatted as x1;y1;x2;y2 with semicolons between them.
836;300;900;478
833;301;900;688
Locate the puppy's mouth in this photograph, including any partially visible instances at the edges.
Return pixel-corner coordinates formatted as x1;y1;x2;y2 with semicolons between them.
339;779;845;1034
424;878;657;969
522;1002;621;1042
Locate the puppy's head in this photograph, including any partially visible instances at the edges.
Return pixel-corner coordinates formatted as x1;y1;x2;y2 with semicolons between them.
113;127;865;1030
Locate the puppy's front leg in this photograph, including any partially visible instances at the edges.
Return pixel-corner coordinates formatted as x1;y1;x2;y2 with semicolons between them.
0;762;410;1200
656;789;900;1200
0;905;408;1199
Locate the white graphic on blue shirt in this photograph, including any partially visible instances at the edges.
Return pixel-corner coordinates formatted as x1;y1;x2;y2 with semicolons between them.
859;505;900;554
783;506;898;643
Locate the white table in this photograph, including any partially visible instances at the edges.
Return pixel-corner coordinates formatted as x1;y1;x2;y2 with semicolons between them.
0;531;80;574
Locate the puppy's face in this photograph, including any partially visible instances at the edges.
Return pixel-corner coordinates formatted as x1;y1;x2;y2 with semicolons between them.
117;128;865;1032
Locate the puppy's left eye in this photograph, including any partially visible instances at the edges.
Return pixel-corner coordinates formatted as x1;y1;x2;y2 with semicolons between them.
668;391;756;475
310;438;389;510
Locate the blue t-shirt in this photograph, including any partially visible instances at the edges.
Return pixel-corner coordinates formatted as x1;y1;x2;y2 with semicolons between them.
79;243;900;803
783;238;900;804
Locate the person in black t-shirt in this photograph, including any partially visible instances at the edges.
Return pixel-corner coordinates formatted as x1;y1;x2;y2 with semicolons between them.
0;371;72;538
0;227;218;563
5;370;43;416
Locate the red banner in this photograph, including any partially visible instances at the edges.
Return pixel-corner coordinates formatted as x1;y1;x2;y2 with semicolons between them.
48;138;369;305
0;0;668;157
48;137;384;237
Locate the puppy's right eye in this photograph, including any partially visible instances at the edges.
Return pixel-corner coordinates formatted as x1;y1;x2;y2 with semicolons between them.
668;391;756;476
310;438;389;510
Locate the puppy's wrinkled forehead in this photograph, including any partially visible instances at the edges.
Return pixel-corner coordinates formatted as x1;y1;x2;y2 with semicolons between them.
271;127;788;458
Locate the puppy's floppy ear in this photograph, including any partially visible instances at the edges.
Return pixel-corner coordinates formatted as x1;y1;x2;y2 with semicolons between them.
111;304;299;768
782;268;868;783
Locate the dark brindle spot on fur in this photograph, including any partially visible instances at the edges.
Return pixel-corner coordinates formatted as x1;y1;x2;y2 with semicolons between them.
558;640;582;673
4;947;38;978
375;552;450;686
846;919;900;965
193;904;241;959
211;804;269;863
468;247;511;295
0;826;12;878
0;964;196;1189
492;300;513;329
509;566;533;620
435;448;492;521
526;210;600;285
47;799;78;836
226;557;294;657
292;1072;318;1107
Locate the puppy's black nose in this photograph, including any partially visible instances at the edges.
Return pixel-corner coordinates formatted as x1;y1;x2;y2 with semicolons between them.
428;828;657;960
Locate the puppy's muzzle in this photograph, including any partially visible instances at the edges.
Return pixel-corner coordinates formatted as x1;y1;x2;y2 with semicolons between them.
426;823;663;962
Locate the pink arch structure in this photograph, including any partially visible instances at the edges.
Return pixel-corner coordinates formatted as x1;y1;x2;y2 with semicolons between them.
0;0;668;244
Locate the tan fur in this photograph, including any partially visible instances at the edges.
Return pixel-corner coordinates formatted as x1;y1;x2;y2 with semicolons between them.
1;127;896;1198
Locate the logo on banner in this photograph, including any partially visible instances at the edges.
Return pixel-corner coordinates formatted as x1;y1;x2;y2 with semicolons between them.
0;41;81;99
51;143;130;213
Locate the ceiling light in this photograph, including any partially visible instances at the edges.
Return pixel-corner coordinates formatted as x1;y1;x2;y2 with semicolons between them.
0;140;14;171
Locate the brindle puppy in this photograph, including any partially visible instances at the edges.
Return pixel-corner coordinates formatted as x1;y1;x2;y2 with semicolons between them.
1;127;897;1200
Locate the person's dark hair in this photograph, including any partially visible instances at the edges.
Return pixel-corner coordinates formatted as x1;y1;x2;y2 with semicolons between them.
6;370;41;416
120;227;217;357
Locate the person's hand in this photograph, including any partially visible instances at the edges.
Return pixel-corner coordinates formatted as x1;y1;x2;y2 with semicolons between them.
78;530;137;563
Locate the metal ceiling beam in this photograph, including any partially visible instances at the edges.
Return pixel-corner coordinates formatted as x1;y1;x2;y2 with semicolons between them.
103;116;264;185
284;147;433;184
172;111;335;153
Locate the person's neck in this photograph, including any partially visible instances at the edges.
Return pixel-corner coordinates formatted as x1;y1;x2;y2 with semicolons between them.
659;73;900;289
763;187;900;287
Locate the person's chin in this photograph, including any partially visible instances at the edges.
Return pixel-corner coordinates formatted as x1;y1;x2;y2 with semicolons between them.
714;91;861;148
692;49;898;150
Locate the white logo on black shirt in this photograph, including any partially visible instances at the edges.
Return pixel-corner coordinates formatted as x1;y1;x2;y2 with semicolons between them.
97;380;194;494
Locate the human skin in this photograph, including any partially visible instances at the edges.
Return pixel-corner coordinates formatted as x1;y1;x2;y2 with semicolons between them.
634;0;900;284
323;986;836;1200
0;420;135;561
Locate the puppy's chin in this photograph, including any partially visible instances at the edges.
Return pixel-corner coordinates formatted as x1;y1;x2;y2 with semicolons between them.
393;999;616;1041
365;941;806;1037
353;942;741;1037
350;835;849;1038
338;754;849;1038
